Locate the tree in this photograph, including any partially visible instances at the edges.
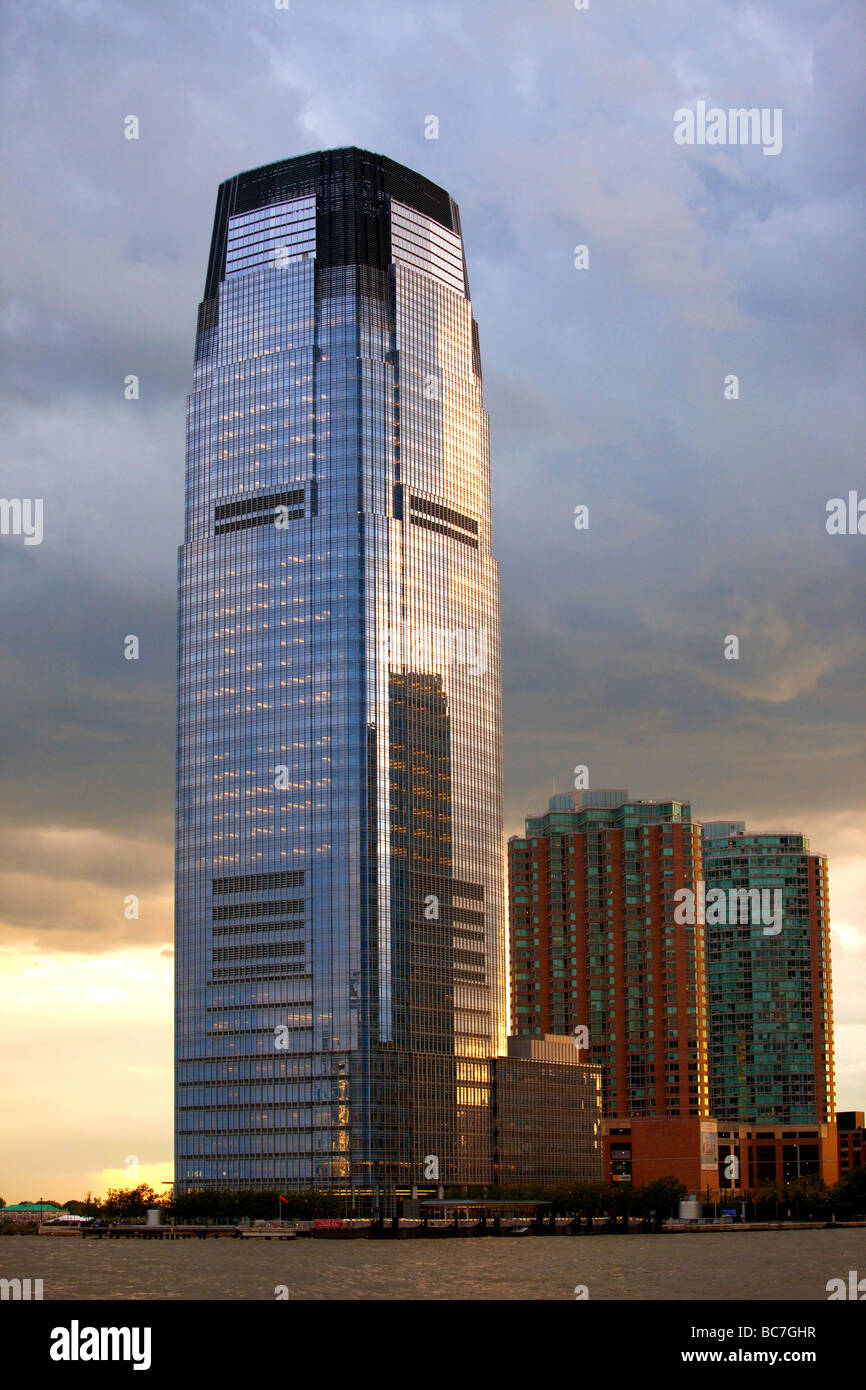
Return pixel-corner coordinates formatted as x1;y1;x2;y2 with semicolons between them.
606;1182;634;1229
831;1167;866;1220
562;1179;609;1229
635;1177;688;1228
101;1185;157;1222
754;1181;785;1219
166;1187;344;1224
170;1188;223;1223
785;1175;830;1220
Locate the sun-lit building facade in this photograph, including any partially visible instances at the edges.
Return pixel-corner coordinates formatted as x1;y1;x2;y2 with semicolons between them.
508;790;709;1120
175;149;505;1205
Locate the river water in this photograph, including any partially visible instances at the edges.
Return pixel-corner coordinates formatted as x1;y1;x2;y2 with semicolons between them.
3;1229;864;1299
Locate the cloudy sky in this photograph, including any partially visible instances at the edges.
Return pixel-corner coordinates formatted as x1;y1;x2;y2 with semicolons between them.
1;0;863;1202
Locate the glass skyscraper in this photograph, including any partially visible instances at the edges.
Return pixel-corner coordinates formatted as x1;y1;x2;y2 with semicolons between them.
175;149;505;1205
703;822;834;1124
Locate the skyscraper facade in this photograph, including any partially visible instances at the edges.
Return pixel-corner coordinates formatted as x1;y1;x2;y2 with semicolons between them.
508;791;709;1119
703;822;834;1124
176;149;505;1204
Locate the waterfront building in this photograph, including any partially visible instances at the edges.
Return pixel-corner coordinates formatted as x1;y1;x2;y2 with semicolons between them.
176;149;505;1203
508;790;708;1120
601;1117;839;1198
717;1121;839;1193
491;1035;603;1185
702;822;834;1124
602;1117;721;1195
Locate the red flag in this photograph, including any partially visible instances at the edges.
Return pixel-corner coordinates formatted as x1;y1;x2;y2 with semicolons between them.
278;1194;289;1204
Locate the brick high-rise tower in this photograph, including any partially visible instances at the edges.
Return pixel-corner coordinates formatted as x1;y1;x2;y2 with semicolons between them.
508;790;708;1119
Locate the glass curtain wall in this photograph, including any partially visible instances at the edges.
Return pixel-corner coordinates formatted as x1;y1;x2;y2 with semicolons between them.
176;150;504;1207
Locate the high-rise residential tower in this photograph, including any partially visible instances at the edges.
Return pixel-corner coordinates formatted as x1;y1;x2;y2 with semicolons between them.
176;150;505;1204
508;791;709;1119
702;822;834;1124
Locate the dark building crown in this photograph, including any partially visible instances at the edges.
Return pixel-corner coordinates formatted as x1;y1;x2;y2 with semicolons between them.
204;146;462;300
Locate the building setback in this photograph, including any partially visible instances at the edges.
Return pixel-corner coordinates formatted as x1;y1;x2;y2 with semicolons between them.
491;1035;603;1186
508;791;709;1121
176;149;505;1202
703;822;834;1124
